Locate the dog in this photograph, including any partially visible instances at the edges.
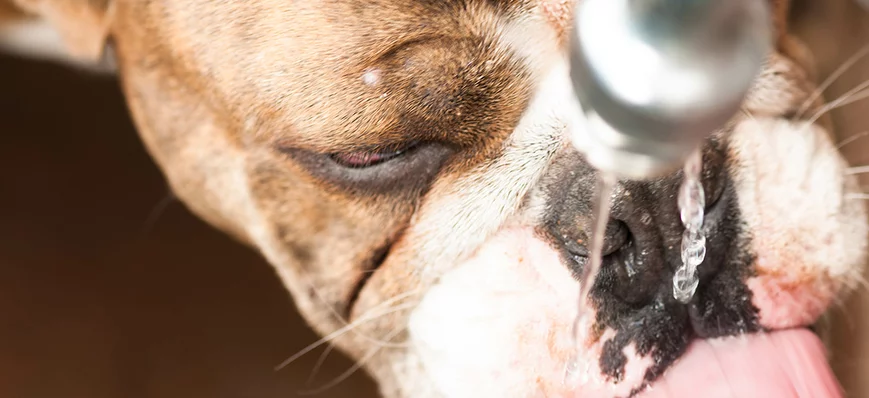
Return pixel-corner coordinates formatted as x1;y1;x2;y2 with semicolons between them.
2;0;868;396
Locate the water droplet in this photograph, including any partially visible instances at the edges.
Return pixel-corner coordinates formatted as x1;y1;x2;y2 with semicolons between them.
679;179;705;228
673;267;700;303
565;312;593;387
623;247;637;277
682;228;704;244
680;203;704;230
563;355;590;388
681;244;706;268
563;358;581;387
673;149;706;303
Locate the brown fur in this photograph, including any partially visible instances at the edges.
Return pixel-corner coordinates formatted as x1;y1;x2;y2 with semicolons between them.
3;0;866;396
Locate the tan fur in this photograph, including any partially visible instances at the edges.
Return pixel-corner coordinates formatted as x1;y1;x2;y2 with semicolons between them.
0;0;26;22
2;0;868;397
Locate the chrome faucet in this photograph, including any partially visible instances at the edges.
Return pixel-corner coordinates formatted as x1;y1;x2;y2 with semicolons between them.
568;0;773;179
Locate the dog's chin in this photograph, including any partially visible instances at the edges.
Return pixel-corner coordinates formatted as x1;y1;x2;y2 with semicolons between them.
405;229;840;398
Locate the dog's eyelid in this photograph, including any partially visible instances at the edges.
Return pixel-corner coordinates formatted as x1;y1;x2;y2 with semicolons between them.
279;142;453;195
329;141;421;169
272;132;423;155
275;139;422;166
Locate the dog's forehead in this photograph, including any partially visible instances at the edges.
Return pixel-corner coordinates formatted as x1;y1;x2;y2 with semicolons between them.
143;0;567;152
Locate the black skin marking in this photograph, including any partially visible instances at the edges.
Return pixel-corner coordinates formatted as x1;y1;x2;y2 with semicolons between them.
538;137;761;396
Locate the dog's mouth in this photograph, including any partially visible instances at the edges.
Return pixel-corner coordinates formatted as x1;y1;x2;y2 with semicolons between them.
569;218;844;398
562;184;844;397
408;220;845;398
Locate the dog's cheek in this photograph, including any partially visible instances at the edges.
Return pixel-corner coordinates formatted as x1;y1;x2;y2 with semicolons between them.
241;154;420;334
728;117;869;329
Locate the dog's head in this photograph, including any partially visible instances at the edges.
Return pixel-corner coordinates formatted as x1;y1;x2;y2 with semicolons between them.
15;0;869;396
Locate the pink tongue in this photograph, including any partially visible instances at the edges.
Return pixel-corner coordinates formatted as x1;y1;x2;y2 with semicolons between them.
638;329;842;398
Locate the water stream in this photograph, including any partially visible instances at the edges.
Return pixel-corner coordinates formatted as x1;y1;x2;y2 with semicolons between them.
673;149;706;303
564;149;708;386
564;171;616;386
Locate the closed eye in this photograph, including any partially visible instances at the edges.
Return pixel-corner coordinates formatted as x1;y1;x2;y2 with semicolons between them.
330;142;419;168
277;141;453;194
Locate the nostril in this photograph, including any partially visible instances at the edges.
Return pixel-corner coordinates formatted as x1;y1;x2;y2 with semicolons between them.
563;220;629;259
699;148;728;211
602;221;629;256
699;172;731;231
608;229;663;306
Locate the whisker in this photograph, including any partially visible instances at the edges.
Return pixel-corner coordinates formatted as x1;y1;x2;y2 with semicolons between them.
297;324;406;395
828;277;868;333
288;270;367;342
834;268;869;306
851;272;869;292
827;87;869;114
294;267;420;347
805;80;869;127
301;288;419;386
273;296;418;371
796;43;869;120
305;343;336;387
331;286;419;347
845;193;869;199
137;191;176;240
836;131;869;149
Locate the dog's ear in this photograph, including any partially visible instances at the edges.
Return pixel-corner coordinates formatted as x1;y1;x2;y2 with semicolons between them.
10;0;114;62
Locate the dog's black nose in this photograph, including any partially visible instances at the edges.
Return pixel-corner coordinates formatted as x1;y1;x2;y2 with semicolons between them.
539;137;758;338
538;137;762;384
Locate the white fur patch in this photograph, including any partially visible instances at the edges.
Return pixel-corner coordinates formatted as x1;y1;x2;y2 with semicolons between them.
729;116;868;328
409;229;658;398
498;9;562;82
409;229;578;398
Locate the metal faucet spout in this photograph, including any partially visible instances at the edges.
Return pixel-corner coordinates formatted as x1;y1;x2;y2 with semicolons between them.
568;0;773;179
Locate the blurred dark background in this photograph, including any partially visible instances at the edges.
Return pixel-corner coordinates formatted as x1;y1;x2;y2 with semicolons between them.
0;53;378;397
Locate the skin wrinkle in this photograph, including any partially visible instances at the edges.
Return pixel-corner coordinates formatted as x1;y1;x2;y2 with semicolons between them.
0;0;867;397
